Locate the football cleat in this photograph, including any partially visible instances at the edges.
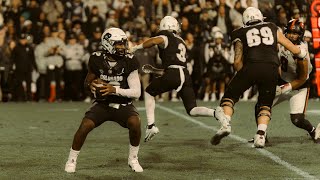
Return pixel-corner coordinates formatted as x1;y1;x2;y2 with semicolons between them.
314;123;320;140
210;125;231;145
144;124;159;142
65;160;76;173
248;134;269;143
254;134;265;148
211;106;231;145
128;158;143;172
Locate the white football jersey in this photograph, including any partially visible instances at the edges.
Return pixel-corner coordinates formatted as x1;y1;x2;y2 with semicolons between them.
278;42;312;82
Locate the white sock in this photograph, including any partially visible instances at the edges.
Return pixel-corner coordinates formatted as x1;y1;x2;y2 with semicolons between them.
189;107;215;117
129;144;139;160
257;124;267;133
67;148;80;163
145;92;155;125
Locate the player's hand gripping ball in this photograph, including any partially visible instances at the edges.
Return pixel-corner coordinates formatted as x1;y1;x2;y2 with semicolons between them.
91;79;108;99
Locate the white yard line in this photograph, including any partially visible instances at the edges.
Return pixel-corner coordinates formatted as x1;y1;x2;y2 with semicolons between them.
156;104;318;180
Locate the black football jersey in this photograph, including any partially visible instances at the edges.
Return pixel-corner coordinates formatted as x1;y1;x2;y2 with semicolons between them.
157;30;187;68
231;22;279;66
88;51;139;104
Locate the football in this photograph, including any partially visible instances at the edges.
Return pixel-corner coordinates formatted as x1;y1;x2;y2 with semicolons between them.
92;79;107;100
93;78;107;86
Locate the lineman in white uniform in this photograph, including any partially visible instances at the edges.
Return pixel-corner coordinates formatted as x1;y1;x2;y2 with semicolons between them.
273;19;320;143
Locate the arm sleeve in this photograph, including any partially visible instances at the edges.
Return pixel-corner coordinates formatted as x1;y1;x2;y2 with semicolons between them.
115;70;141;99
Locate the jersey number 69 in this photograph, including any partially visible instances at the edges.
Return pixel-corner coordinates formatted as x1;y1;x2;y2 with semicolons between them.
246;27;274;47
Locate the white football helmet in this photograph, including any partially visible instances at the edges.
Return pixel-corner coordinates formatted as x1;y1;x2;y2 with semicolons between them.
101;27;128;56
159;16;180;32
242;7;264;25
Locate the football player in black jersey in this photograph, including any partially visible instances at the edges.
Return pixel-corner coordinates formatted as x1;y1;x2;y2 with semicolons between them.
129;16;216;142
210;7;307;148
65;28;143;173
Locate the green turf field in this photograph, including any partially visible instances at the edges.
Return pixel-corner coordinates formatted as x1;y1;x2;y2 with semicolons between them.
1;100;320;180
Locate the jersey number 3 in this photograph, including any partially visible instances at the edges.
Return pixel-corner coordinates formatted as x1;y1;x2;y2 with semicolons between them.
176;43;187;62
246;27;274;47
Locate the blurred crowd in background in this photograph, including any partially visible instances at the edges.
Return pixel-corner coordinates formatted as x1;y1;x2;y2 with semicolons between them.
0;0;318;103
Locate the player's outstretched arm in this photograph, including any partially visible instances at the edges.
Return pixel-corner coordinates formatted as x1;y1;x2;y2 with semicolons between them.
277;30;306;58
129;37;165;54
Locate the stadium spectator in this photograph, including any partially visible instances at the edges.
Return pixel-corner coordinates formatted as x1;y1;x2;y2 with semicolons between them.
64;33;85;101
11;33;37;101
229;0;243;29
104;10;119;29
34;36;50;101
212;5;233;44
181;0;201;31
185;32;202;98
41;0;64;25
153;0;173;18
45;25;66;102
0;0;317;103
203;32;230;102
85;5;104;39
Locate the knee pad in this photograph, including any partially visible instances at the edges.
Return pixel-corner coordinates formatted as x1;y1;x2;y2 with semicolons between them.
257;106;271;120
220;98;234;110
290;113;305;127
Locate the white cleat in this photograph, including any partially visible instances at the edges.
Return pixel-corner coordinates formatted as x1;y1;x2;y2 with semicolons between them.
211;106;231;145
128;158;143;172
211;125;231;145
254;134;265;148
65;160;76;173
314;123;320;140
144;125;160;142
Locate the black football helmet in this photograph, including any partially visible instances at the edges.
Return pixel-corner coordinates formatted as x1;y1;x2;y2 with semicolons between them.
284;19;305;44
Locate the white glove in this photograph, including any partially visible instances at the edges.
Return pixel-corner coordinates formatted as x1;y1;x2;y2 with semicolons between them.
275;85;282;96
297;46;307;59
128;44;143;54
280;83;292;94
